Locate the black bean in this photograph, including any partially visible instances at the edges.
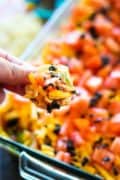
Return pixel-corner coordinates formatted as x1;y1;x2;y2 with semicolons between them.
49;65;57;71
66;140;75;154
6;118;19;127
101;55;110;66
81;157;89;166
53;124;61;134
47;101;60;113
89;26;99;39
89;92;102;107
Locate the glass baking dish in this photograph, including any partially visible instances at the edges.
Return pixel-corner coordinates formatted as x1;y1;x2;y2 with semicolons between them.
0;136;102;180
0;1;103;180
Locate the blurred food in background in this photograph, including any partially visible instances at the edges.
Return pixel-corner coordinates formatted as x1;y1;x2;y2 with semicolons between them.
0;0;41;56
0;15;41;57
0;0;64;57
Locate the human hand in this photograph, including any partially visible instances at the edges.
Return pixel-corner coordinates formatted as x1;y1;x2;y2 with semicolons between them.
0;49;35;102
0;48;35;85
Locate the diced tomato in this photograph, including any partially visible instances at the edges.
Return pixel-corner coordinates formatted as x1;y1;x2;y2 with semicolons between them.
92;148;115;170
97;65;112;79
110;0;120;10
71;6;92;23
88;108;109;122
87;108;109;133
105;38;120;53
73;118;90;131
78;70;92;86
111;137;120;155
108;101;120;114
104;76;120;90
70;131;84;147
85;76;103;93
63;30;85;50
56;139;67;152
112;27;120;43
55;151;71;163
85;55;102;69
70;95;89;118
62;152;71;163
75;87;90;97
69;58;83;75
97;90;112;108
94;15;112;36
60;119;74;136
86;0;109;9
108;113;120;135
111;70;120;79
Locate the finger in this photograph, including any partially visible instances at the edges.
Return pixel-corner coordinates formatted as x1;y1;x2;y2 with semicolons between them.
0;48;23;65
0;88;5;104
0;48;35;71
0;58;30;85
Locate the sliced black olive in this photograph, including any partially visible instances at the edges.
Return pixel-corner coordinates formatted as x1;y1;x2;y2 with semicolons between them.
47;101;60;113
49;65;57;71
81;157;89;166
